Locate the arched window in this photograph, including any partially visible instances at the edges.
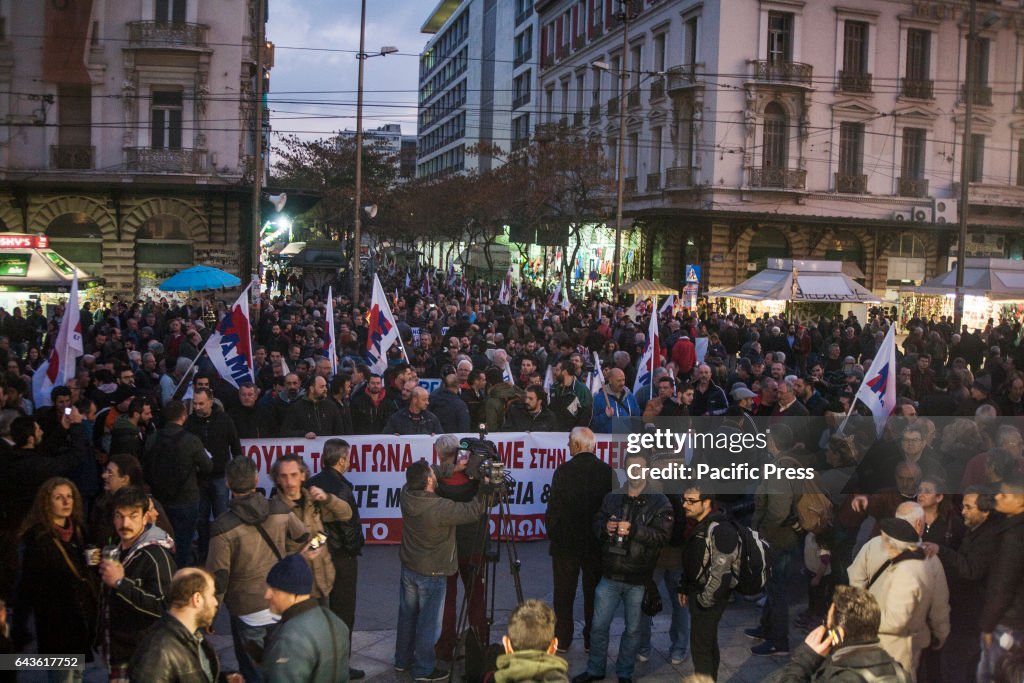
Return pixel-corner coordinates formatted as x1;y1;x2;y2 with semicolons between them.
136;215;193;294
825;230;865;272
748;226;790;273
887;232;927;285
762;102;788;172
46;213;103;275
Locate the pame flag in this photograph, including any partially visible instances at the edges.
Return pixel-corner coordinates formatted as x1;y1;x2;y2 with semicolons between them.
33;273;83;407
205;288;255;388
633;312;661;394
849;324;897;436
366;274;401;374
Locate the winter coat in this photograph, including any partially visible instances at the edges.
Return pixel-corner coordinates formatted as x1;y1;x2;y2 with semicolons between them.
436;470;487;557
0;424;87;531
752;458;799;551
503;404;558;432
184;408;241;478
128;612;222;683
778;641;909;682
281;396;347;437
206;492;310;617
493;651;570;683
690;381;728;417
428;388;471;433
17;522;98;657
103;525;177;665
399;487;485;577
979;512;1024;633
548;379;593;432
937;514;1003;638
306;467;364;558
272;488;352;600
109;415;145;458
349;391;393;434
545;452;616;558
383;407;444;436
678;511;740;608
594;489;673;585
484;382;525;433
227;402;277;439
590;388;640;434
142;423;211;506
854;539;950;675
263;599;350;683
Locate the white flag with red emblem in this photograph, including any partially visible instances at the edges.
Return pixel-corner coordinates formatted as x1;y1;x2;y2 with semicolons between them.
324;286;337;376
33;274;84;407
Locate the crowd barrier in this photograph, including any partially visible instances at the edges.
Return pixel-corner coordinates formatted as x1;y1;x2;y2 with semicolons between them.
241;432;628;544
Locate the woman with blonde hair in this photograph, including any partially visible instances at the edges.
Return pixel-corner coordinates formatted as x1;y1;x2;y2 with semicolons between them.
15;477;98;681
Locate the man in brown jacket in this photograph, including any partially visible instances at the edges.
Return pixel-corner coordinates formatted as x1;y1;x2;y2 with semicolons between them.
206;456;312;683
270;453;352;601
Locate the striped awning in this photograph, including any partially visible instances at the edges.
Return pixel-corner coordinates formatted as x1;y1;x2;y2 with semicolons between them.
621;279;677;296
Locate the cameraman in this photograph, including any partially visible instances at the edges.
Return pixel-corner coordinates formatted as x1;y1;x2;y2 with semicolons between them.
396;459;490;682
778;585;908;682
432;435;490;662
572;452;673;683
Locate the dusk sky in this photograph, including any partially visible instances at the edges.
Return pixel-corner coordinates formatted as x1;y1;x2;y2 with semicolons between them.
267;0;428;143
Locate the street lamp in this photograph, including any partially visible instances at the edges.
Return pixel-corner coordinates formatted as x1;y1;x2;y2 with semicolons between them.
351;0;398;303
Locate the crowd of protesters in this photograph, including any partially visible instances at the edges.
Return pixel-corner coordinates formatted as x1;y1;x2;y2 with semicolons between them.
0;269;1023;682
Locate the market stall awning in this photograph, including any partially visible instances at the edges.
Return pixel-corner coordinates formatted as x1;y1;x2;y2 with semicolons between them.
459;244;511;271
0;233;101;292
906;258;1024;301
621;279;677;297
708;258;880;303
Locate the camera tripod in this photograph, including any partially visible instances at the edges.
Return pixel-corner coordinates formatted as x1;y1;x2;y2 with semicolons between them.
447;468;524;683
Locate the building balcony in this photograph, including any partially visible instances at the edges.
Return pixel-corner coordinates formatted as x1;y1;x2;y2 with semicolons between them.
512;93;531;110
960;84;993;106
838;71;872;94
750;167;806;190
50;145;94;170
649;77;665;101
752;60;813;87
624;176;637;195
607;96;619;117
626;88;640;110
666;166;693;188
646;171;661;191
126;147;207;173
589;103;601;123
127;21;209;50
513;49;532;68
901;78;934;99
835;172;868;194
898;177;929;198
572;111;584;128
666;65;700;94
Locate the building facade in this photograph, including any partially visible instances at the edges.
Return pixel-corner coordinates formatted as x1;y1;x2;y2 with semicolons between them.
0;0;268;297
417;0;538;178
535;0;1024;300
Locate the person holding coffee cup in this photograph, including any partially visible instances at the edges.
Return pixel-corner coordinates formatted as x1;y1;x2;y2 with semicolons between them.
13;477;98;664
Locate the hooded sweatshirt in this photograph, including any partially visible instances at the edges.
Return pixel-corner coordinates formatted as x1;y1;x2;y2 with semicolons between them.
493;651;569;683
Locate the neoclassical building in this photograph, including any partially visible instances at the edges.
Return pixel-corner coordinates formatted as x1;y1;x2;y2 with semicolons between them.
0;0;266;297
535;0;1024;300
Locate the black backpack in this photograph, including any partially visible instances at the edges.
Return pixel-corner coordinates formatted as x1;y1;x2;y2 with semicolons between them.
828;647;910;683
705;518;771;596
143;430;189;503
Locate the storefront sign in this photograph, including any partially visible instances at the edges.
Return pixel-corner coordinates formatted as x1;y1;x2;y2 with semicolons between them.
0;254;30;276
242;432;628;543
0;235;47;249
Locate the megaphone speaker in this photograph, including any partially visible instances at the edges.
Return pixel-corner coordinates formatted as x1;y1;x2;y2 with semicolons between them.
268;193;287;212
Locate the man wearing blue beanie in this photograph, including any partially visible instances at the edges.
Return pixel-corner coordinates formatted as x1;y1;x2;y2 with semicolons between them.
262;553;351;683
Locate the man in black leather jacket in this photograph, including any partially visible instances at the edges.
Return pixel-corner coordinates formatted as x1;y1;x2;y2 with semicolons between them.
128;567;241;682
571;452;672;683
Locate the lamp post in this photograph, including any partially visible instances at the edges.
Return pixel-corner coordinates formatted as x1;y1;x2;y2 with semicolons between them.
250;0;267;282
351;0;398;303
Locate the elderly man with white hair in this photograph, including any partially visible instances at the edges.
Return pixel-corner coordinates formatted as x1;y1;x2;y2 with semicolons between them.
849;502;950;678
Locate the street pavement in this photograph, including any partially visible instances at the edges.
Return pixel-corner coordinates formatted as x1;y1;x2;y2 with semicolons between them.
26;540;799;682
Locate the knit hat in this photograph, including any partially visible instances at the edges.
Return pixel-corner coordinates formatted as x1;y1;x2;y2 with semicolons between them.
266;554;313;595
880;518;920;544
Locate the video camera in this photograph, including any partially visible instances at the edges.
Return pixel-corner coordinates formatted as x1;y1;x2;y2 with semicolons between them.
460;425;504;485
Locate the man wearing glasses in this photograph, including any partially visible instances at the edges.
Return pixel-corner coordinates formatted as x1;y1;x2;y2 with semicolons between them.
676;484;739;680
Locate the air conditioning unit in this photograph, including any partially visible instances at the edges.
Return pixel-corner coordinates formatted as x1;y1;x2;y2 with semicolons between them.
912;207;931;222
933;198;958;224
893;210;913;222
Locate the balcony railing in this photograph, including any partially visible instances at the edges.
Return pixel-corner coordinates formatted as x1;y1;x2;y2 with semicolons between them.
898;177;929;198
50;145;94;170
589;103;601;122
961;84;993;106
649;77;665;101
512;93;530;110
127;147;207;173
624;176;637;195
572;111;584;128
666;166;693;188
513;49;532;68
666;65;700;94
626;88;640;109
646;172;661;191
753;60;813;87
750;167;807;189
835;173;868;194
127;21;208;49
901;78;934;99
838;71;872;94
607;96;619;117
